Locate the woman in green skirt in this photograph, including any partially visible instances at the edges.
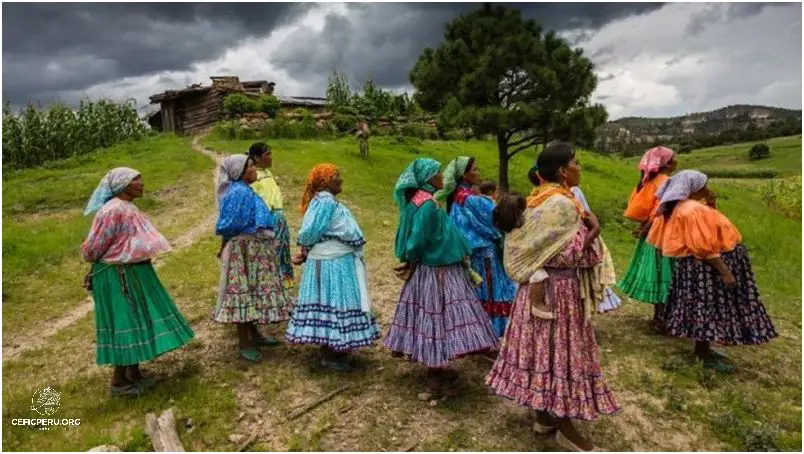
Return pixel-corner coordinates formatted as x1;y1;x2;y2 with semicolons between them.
617;146;677;331
82;167;195;397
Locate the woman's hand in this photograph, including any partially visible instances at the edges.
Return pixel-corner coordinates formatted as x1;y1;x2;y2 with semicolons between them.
583;212;601;249
82;267;93;291
633;221;651;239
292;250;307;266
394;262;415;281
721;269;737;288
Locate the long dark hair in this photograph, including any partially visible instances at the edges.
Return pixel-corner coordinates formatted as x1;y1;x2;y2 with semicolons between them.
446;157;476;212
657;200;679;220
493;192;527;233
529;141;575;187
636;170;660;191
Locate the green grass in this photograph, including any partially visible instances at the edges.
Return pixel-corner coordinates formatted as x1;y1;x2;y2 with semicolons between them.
3;133;800;451
674;135;802;178
2;134;213;337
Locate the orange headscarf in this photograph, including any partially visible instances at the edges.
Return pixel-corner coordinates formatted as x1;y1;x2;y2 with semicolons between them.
300;163;339;214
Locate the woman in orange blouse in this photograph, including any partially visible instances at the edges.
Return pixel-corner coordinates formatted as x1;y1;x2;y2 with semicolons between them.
647;170;777;372
617;146;677;332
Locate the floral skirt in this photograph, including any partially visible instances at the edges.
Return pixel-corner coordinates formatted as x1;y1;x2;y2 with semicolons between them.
384;263;498;368
91;262;195;366
486;268;620;421
285;254;380;351
617;238;674;304
470;245;518;338
274;210;295;291
213;234;294;324
664;245;777;345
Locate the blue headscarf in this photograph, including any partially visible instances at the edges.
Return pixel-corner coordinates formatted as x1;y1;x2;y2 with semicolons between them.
84;167;140;215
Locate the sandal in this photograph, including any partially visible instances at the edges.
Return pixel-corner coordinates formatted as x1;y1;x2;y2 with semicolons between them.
110;383;144;398
252;335;280;347
320;358;353;372
702;357;735;374
238;347;262;363
533;420;558;434
136;377;156;390
556;430;598;452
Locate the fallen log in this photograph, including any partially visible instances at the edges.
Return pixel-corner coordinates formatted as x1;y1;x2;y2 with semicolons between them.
145;408;185;452
286;385;350;421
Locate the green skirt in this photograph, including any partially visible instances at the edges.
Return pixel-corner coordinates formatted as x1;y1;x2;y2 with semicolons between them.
617;238;674;304
91;262;195;366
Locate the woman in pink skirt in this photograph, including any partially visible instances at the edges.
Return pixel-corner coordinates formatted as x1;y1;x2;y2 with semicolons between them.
486;141;619;452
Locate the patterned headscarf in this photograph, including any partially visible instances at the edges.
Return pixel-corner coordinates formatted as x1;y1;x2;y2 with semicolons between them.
656;170;708;205
300;163;339;214
217;155;250;204
639;146;675;184
393;158;442;208
433;156;471;208
84;167;140;215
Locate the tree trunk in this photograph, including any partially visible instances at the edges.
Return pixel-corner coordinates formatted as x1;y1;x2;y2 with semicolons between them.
542;126;550;150
496;132;510;193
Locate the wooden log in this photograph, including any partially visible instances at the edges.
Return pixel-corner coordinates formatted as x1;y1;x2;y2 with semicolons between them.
286;385;349;421
145;408;185;452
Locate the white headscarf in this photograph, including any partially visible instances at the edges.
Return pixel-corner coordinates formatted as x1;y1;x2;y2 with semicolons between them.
217;155;250;203
656;170;708;205
84;167;140;215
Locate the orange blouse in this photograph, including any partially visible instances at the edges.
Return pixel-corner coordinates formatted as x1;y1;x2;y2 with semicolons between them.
647;200;742;259
624;174;669;223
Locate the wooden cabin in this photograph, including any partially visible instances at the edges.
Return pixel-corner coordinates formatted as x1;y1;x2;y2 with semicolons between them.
148;76;276;135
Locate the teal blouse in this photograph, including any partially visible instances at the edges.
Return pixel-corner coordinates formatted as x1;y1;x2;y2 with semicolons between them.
394;191;470;266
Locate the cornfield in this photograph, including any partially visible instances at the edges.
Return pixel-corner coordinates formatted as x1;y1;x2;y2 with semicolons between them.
2;99;148;169
760;176;802;219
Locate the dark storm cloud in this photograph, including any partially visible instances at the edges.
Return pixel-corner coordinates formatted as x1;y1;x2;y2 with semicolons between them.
2;3;309;104
686;2;796;36
270;3;666;90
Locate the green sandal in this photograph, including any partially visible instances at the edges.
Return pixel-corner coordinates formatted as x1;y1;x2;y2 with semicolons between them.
110;383;144;398
252;335;280;347
702;357;735;374
136;377;156;390
238;347;262;363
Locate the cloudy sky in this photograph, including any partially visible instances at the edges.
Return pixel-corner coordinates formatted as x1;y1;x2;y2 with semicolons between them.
3;2;801;119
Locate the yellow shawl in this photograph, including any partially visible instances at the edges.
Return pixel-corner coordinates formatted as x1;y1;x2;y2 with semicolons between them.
252;169;284;210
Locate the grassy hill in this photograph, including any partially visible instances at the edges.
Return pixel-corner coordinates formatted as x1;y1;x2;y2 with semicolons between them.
3;134;801;451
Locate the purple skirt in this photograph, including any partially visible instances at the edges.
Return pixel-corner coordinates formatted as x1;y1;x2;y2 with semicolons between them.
383;263;498;368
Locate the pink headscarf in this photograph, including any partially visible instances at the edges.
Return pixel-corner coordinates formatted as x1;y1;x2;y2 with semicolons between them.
639;146;675;184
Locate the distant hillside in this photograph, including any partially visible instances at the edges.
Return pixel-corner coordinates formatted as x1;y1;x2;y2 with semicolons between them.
596;104;802;154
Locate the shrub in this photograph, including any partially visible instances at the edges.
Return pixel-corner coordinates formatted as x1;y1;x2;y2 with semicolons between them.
400;122;425;139
256;95;280;118
332;114;357;133
424;126;439;140
748;143;770;160
678;143;694;154
223;94;257;117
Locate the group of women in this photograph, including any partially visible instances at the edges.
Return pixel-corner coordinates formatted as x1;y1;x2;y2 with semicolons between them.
81;139;777;451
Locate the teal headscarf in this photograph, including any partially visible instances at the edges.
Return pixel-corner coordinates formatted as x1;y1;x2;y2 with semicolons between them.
433;156;471;208
393;158;442;208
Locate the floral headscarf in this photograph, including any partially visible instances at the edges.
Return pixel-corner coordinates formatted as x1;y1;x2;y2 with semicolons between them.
300;163;339;214
639;146;675;184
433;156;471;208
216;155;250;204
84;167;140;215
392;158;441;208
656;170;708;205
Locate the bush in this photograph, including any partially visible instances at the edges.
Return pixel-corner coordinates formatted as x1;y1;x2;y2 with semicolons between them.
256;95;280;118
223;94;257;117
400;122;425;139
424;126;439;140
332;114;357;133
748;143;770;160
678;143;694;154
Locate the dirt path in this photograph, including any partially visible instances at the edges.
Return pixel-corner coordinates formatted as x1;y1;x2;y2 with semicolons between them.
3;137;222;362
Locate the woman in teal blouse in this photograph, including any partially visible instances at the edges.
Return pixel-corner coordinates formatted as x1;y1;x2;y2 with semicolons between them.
384;158;498;396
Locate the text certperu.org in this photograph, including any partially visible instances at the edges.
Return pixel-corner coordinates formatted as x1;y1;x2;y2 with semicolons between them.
11;418;81;426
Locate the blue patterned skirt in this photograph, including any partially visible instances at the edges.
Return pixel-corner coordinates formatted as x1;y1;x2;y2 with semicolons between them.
470;245;518;338
384;263;498;368
285;254;380;351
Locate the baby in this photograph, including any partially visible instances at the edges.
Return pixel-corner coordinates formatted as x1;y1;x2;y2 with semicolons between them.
478;180;498;201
